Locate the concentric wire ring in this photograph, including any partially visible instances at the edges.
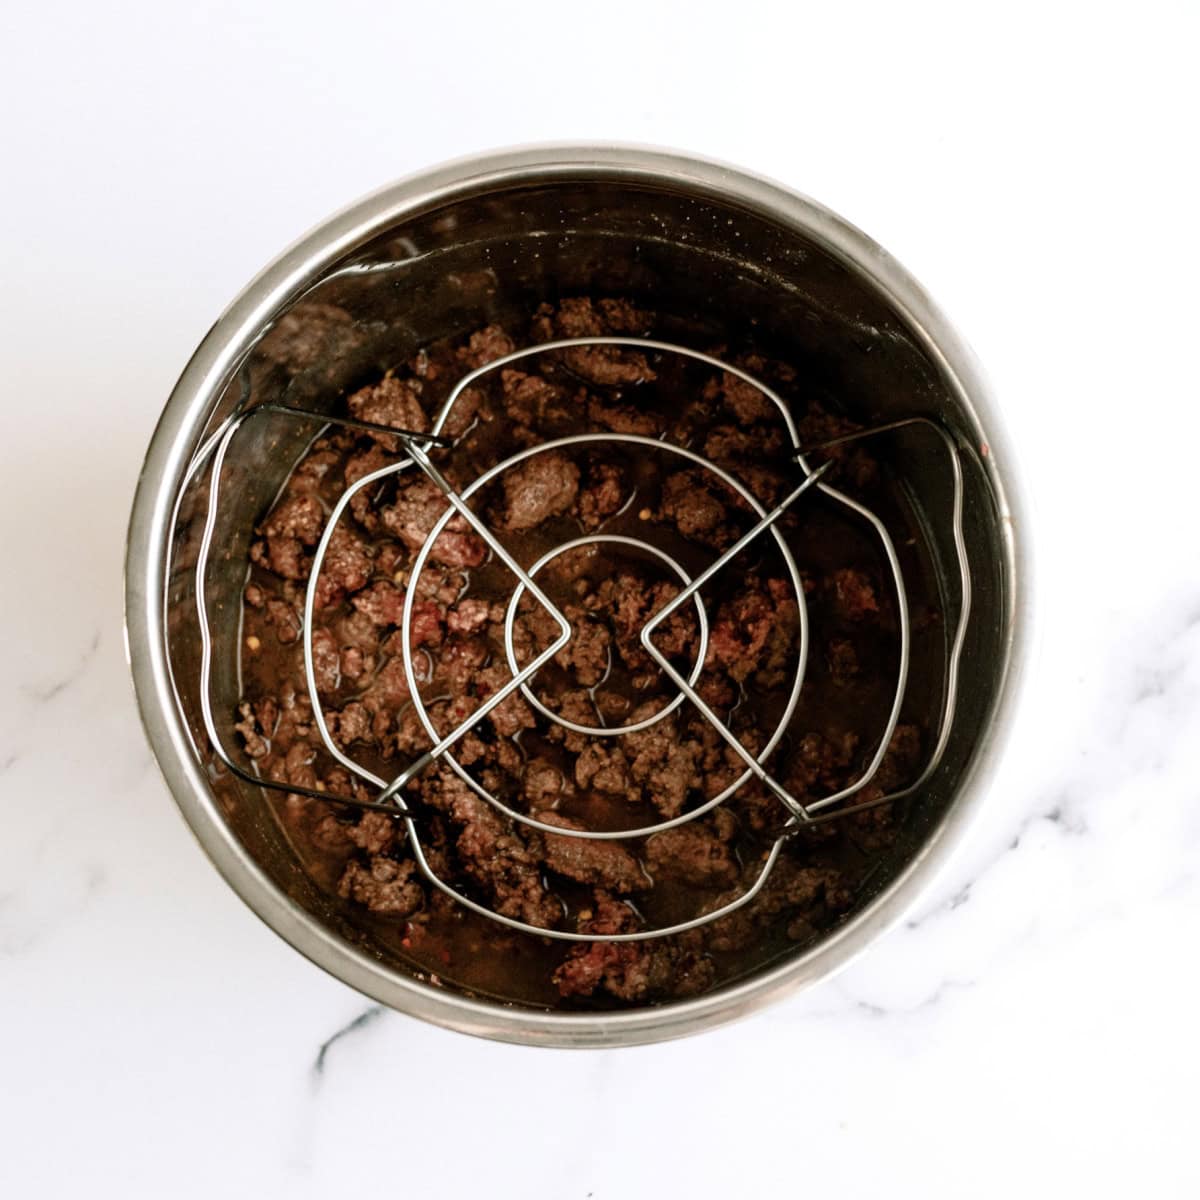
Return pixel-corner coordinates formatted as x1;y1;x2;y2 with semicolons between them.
191;337;972;941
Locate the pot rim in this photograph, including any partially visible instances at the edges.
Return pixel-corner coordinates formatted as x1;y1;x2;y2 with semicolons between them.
124;143;1033;1048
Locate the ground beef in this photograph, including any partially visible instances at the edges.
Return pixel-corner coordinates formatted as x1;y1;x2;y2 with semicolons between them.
446;597;491;636
585;571;698;676
552;894;714;1002
705;859;853;955
346;811;398;855
578;461;627;528
439;384;488;439
235;295;930;1010
499;369;572;430
827;637;860;683
705;423;785;462
586;394;661;434
252;492;324;580
338;856;423;916
263;597;301;645
422;770;561;929
523;760;569;809
532;296;652;340
457;324;515;370
661;469;735;547
351;580;408;627
496;451;580;531
705;579;799;685
233;700;271;759
472;663;538;738
531;296;657;386
533;812;647;894
828;568;881;621
797;406;879;490
574;741;633;796
340;643;371;682
288;445;343;495
315;524;373;608
876;724;921;790
787;731;861;800
347;375;429;441
382;476;487;568
645;821;739;889
358;649;412;716
622;705;703;816
435;637;489;693
555;607;610;687
310;626;340;693
703;369;777;424
343;443;393;532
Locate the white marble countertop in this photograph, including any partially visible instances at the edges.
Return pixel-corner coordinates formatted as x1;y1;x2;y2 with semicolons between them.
2;2;1197;1196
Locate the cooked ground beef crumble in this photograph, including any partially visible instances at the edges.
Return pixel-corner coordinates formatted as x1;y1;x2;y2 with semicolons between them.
234;296;929;1008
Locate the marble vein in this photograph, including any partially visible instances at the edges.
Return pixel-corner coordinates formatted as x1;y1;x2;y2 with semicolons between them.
311;1006;385;1082
19;629;102;705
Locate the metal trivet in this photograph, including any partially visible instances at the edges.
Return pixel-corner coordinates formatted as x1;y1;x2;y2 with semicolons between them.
191;337;970;942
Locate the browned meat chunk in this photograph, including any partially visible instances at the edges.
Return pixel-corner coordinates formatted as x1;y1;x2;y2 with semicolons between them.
328;700;372;749
343;443;394;532
422;771;561;929
704;423;784;462
796;406;879;490
499;369;572;428
435;637;489;693
578;461;627;528
586;396;660;434
828;568;881;621
310;626;340;693
661;470;733;547
705;860;852;954
827;637;860;683
556;609;610;687
409;602;443;648
497;451;580;531
552;894;714;1001
446;597;491;636
472;664;537;738
622;705;701;816
352;580;408;627
345;811;399;855
381;477;487;568
457;324;515;369
234;700;271;759
586;571;698;675
253;493;324;580
533;812;647;894
338;857;423;916
347;375;429;440
523;759;568;809
264;597;301;644
565;345;655;386
531;297;657;387
574;742;632;796
703;369;776;423
532;296;654;340
705;579;798;686
314;523;373;609
645;822;739;889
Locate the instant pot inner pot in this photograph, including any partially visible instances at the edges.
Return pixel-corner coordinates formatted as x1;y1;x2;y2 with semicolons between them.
164;179;1008;1009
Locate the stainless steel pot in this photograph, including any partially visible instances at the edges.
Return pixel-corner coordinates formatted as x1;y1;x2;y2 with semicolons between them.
125;145;1030;1047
